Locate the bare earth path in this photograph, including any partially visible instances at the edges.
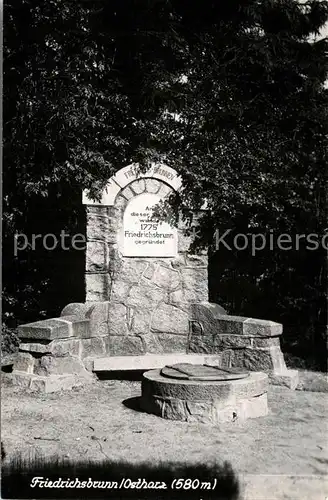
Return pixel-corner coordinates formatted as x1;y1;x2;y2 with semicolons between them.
2;378;328;500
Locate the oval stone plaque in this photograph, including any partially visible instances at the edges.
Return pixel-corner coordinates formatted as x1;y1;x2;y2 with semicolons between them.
122;193;178;257
160;363;249;381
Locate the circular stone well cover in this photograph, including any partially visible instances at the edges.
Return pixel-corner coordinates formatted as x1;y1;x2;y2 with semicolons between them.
160;363;249;381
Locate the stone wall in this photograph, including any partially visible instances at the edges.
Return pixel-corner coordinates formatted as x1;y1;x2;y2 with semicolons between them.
9;300;298;392
7;164;298;393
189;303;299;388
84;177;208;355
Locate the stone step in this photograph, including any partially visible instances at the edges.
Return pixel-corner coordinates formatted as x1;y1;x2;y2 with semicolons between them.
17;316;90;340
92;353;222;372
3;372;88;393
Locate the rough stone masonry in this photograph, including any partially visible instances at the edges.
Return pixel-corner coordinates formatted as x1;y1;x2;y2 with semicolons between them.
84;174;208;356
7;163;298;392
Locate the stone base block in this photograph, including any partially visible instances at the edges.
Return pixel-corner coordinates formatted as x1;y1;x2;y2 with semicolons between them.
20;339;81;357
17;317;90;341
140;370;268;425
141;392;268;425
211;393;268;423
85;273;110;302
13;352;35;373
2;372;95;393
33;355;90;377
269;369;299;390
80;338;107;358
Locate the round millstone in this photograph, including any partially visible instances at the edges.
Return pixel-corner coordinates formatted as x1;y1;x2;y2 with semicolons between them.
161;363;249;381
141;369;268;425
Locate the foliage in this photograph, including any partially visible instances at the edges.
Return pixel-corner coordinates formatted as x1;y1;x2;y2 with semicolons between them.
1;324;20;356
3;0;328;364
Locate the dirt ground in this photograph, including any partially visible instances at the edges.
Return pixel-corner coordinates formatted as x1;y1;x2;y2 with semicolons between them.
1;373;328;500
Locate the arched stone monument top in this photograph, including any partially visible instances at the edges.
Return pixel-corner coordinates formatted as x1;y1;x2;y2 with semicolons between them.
82;162;182;206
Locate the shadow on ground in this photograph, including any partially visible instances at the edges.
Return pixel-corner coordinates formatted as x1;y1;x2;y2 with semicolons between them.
122;396;144;412
1;455;240;499
96;370;146;381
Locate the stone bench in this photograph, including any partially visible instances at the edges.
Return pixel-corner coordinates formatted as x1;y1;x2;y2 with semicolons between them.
5;301;298;392
92;353;223;371
189;303;298;389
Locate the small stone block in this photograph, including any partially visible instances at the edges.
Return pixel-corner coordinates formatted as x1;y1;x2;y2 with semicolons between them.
20;342;52;354
2;372;32;388
251;337;281;348
242;346;287;372
213;335;251;348
188;335;214;354
162;398;187;421
239;393;268;419
20;339;81;357
203;355;222;366
214;404;240;423
80;338;105;358
269;369;299;390
59;316;90;338
87;215;110;241
17;319;73;340
151;304;189;334
49;339;81;357
216;316;246;335
105;336;145;356
145;178;161;194
13;352;35;374
2;372;93;393
86;301;110;337
157;333;188;353
33;355;89;376
243;318;283;337
186;401;213;423
138;333;165;354
192;302;228;319
82;357;95;372
85;274;109;302
120;185;135;200
130;178;146;195
86;241;108;272
60;303;90;318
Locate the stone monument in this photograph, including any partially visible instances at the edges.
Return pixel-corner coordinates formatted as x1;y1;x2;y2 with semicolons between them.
82;162;208;357
6;163;299;392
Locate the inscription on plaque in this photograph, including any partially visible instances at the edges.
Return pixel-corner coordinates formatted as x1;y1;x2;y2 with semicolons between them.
122;193;177;257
